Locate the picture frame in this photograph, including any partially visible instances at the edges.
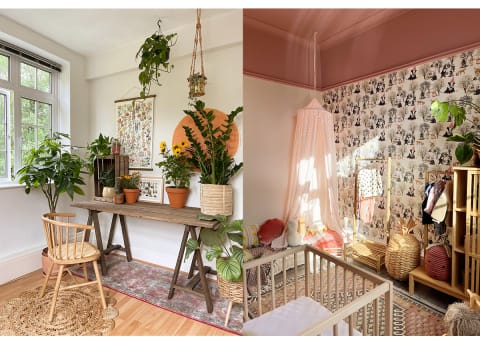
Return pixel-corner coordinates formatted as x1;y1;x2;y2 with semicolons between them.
138;176;164;203
115;95;155;170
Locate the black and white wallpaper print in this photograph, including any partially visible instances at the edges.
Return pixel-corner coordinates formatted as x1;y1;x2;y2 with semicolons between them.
322;47;480;244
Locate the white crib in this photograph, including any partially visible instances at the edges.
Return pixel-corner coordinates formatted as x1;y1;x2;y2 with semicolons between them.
243;245;393;336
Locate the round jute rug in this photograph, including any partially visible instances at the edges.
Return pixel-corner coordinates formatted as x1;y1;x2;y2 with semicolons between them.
0;284;118;335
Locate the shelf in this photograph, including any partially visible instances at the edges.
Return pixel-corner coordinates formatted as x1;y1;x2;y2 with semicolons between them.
409;266;465;300
454;245;465;254
455;207;467;213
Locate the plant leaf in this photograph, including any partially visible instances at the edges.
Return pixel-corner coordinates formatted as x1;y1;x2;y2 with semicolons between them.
455;143;474;165
216;257;242;282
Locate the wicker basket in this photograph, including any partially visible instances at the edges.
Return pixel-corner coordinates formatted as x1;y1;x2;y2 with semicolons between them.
217;275;243;304
385;230;420;281
200;184;233;216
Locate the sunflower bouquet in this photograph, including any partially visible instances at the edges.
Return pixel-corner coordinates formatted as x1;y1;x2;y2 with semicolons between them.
156;141;193;188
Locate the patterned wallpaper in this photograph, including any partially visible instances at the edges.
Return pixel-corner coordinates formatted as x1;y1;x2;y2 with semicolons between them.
322;47;480;243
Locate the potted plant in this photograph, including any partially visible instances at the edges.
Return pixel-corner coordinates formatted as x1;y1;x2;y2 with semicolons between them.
99;167;115;198
136;23;177;98
183;100;243;215
119;171;141;204
156;141;193;208
184;215;243;304
431;99;480;164
85;133;112;174
16;132;90;278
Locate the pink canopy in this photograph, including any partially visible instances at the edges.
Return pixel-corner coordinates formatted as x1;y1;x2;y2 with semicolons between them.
272;98;344;248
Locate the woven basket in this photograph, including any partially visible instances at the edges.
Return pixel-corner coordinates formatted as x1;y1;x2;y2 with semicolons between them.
217;275;243;304
200;184;233;216
385;230;420;281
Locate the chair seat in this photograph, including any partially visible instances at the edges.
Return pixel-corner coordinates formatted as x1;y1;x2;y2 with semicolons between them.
50;242;99;262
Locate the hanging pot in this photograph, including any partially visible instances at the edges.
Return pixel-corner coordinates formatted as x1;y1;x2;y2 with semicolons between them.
166;187;190;208
200;184;233;216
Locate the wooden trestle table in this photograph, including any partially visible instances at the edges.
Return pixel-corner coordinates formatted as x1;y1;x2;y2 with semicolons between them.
71;200;220;313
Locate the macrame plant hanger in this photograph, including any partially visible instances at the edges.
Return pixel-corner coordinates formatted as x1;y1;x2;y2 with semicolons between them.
188;8;207;99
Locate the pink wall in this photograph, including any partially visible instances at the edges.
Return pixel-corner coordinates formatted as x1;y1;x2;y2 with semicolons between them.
244;9;480;90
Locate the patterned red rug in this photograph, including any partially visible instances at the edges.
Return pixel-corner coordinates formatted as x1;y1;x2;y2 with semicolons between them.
75;254;242;334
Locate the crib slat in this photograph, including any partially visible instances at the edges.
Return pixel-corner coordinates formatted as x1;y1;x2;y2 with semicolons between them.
333;323;338;336
270;261;275;309
335;264;339;311
256;266;262;315
374;298;379;336
282;256;287;305
362;277;367;335
294;252;298;298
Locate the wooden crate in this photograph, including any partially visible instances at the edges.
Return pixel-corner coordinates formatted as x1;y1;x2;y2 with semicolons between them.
93;155;129;197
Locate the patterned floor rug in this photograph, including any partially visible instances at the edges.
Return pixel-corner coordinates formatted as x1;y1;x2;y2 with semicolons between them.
75;254;242;334
247;268;447;336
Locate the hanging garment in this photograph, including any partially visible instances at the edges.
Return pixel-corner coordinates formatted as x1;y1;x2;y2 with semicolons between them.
424;180;446;215
359;197;375;224
357;168;383;198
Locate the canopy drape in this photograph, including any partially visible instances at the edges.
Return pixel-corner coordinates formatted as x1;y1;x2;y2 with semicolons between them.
272;98;344;248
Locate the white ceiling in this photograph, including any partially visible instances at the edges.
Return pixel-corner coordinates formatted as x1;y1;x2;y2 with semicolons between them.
0;8;233;57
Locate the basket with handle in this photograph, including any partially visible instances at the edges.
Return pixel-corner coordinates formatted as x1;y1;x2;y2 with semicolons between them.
385;226;421;281
217;274;243;304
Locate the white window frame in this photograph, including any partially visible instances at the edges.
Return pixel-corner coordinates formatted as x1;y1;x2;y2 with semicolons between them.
0;49;58;184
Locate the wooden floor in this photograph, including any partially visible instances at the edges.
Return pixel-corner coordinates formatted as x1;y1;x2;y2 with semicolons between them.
0;269;237;336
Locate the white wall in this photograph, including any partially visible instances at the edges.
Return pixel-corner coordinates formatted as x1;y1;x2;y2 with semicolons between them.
87;11;243;273
0;15;90;284
243;76;321;227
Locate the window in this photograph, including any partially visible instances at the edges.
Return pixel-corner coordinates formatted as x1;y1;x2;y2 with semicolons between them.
0;47;58;182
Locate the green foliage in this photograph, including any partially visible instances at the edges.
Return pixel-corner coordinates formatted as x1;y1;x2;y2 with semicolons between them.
136;31;177;98
86;133;112;173
431;99;480;164
156;141;193;188
16;132;90;213
99;167;115;187
183;100;243;185
184;215;243;282
119;171;141;189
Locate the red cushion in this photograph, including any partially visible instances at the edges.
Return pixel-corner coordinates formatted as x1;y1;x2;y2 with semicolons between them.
312;229;343;254
258;218;284;245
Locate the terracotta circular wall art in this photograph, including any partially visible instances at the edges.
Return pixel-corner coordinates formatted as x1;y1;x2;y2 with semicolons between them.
172;108;239;157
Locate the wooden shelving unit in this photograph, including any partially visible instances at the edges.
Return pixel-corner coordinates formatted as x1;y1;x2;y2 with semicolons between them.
93;155;129;198
409;166;480;301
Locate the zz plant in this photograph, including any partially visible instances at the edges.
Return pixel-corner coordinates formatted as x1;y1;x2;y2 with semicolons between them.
183;100;243;185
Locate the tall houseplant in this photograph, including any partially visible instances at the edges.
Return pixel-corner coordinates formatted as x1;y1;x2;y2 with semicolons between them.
16;132;90;213
183;100;243;215
431;99;480;164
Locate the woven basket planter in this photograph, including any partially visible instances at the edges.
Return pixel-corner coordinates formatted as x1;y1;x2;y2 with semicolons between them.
200;184;233;216
217;275;243;304
385;232;420;281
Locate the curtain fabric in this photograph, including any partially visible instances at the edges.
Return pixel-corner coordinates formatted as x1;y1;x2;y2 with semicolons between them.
272;98;344;249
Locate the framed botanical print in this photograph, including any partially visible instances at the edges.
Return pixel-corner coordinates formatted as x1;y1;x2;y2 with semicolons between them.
138;176;164;203
115;95;155;170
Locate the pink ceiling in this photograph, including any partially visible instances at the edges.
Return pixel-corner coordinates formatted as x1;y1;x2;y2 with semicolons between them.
244;9;480;90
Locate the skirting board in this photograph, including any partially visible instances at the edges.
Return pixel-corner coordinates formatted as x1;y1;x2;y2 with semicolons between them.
0;246;43;285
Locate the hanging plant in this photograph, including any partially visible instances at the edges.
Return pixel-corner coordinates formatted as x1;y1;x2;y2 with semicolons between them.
136;20;178;98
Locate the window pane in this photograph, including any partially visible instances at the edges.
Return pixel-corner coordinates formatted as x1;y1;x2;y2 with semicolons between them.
0;124;5;150
21;125;35;150
37;127;50;142
0;54;8;81
0;152;5;178
38;102;51;128
37;69;51;93
20;63;36;88
21;98;35;125
0;94;5;124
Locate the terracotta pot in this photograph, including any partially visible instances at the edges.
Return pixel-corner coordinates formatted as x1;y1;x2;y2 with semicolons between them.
124;188;139;204
166;187;190;208
114;193;125;204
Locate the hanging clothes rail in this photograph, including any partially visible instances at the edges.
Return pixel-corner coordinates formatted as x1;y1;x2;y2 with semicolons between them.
347;157;392;272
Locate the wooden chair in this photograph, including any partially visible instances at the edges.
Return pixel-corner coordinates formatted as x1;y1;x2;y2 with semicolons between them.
39;213;106;322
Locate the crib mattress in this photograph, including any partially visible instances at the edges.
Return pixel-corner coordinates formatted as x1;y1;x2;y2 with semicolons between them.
242;296;361;336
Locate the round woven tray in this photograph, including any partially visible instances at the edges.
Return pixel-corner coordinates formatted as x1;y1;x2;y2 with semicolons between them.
385;232;420;281
217;275;243;304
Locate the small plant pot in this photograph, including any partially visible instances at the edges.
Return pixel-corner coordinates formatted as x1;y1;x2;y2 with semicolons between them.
166;187;190;208
102;186;115;198
114;193;125;204
123;189;139;204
